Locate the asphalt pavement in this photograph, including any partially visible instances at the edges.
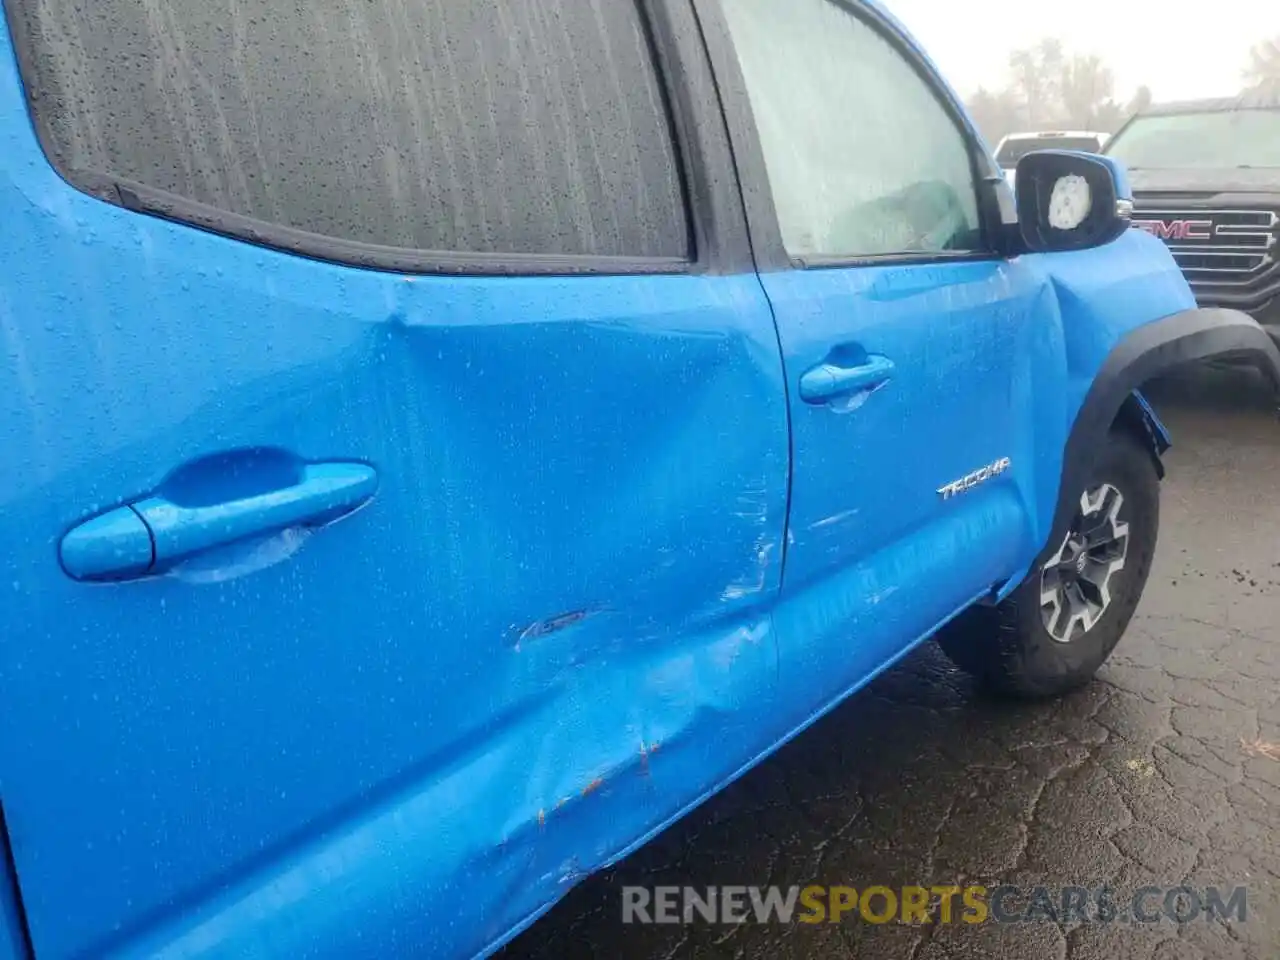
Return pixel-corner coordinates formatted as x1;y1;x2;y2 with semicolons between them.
504;363;1280;960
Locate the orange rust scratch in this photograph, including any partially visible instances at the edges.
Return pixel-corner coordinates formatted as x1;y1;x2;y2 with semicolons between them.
582;778;604;797
537;809;546;828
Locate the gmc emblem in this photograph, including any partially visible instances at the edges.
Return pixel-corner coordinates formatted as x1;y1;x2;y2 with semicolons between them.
1132;218;1213;241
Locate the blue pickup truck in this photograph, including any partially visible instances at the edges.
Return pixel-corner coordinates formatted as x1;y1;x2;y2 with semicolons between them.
1;1;1277;958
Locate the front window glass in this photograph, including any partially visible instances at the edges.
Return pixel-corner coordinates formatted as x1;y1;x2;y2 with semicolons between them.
722;0;984;260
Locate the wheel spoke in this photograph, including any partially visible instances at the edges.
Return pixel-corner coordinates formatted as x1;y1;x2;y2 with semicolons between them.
1075;573;1105;610
1088;535;1126;563
1082;520;1115;548
1040;569;1066;638
1040;482;1130;645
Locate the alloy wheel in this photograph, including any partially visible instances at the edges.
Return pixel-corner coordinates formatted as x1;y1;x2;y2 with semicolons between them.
1040;484;1130;643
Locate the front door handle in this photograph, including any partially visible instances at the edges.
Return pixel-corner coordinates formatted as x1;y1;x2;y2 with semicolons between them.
799;354;895;404
61;461;378;582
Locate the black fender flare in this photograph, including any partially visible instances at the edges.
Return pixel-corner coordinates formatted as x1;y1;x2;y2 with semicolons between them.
1049;307;1280;551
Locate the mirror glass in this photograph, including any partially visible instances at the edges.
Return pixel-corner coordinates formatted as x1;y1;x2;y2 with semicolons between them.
1047;174;1093;231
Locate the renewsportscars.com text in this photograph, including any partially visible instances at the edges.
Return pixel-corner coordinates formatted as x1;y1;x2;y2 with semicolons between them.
622;884;1248;926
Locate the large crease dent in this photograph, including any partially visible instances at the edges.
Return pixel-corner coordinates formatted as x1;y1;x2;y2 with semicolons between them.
120;610;779;960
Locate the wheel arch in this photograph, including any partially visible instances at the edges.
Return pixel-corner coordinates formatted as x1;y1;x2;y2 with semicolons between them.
1051;307;1280;549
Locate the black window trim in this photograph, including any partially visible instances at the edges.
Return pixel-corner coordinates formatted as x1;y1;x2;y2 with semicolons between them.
3;0;749;277
694;0;1004;273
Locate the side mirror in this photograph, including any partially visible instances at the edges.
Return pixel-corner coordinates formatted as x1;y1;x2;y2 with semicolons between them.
1014;151;1133;253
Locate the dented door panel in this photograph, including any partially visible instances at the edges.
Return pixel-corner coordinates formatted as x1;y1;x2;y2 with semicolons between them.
764;237;1201;731
762;259;1051;725
0;23;790;957
0;0;1241;957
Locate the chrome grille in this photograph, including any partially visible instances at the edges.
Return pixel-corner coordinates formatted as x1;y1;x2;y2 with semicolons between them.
1131;209;1278;286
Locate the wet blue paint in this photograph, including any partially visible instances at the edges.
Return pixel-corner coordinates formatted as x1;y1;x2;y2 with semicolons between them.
0;6;1197;960
0;849;23;960
0;16;794;956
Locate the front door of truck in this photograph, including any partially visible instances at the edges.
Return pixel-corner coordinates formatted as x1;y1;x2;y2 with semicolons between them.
708;0;1052;718
0;2;789;957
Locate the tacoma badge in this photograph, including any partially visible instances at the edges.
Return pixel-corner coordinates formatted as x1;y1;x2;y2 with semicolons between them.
938;457;1012;501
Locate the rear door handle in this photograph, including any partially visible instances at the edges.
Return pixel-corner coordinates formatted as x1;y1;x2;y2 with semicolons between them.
799;354;895;404
60;461;378;582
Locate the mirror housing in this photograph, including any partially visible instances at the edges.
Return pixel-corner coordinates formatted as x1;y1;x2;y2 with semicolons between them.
1014;151;1133;254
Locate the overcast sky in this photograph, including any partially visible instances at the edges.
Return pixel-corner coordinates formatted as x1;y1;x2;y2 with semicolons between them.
883;0;1278;103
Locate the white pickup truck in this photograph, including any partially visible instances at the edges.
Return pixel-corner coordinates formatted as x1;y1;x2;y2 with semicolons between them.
995;130;1111;190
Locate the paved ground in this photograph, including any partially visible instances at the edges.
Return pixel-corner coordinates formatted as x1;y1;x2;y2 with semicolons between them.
504;364;1280;960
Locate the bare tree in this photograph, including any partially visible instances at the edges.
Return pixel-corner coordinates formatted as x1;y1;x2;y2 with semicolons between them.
965;86;1022;145
979;37;1128;134
1126;85;1154;116
1060;53;1118;128
1243;36;1280;90
1007;38;1065;126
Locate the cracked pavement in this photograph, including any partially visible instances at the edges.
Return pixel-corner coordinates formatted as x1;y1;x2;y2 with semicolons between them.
503;365;1280;960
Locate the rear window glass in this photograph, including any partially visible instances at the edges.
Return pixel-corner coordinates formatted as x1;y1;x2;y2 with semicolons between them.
6;0;691;261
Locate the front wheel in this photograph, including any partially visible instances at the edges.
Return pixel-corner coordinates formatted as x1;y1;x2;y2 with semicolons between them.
935;430;1160;698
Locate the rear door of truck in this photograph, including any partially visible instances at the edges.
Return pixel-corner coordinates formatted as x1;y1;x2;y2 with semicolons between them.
0;2;789;956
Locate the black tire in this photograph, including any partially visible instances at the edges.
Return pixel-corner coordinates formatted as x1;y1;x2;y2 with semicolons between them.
935;429;1160;698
